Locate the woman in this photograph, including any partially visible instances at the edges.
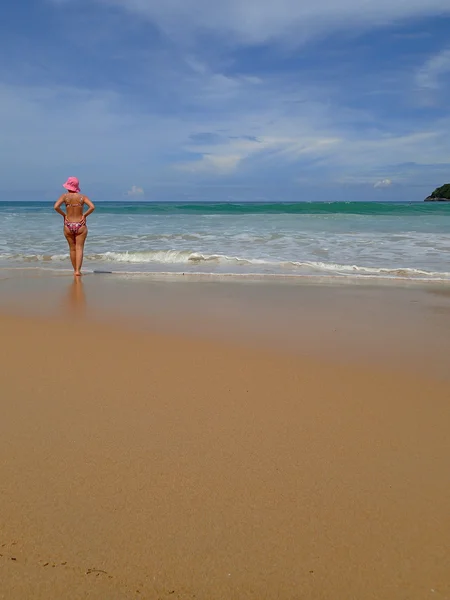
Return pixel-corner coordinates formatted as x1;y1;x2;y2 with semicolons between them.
54;177;95;276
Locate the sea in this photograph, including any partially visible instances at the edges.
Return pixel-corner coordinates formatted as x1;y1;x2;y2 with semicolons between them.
1;201;450;283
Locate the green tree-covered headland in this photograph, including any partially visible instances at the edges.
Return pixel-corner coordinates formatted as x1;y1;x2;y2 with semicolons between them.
425;184;450;201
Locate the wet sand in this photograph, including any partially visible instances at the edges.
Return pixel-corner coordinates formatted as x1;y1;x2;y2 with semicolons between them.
2;271;450;376
1;282;450;599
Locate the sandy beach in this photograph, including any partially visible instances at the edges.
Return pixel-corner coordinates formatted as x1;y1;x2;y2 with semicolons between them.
1;277;450;599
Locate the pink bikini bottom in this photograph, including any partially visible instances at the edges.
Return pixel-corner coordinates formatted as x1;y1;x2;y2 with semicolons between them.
65;220;85;235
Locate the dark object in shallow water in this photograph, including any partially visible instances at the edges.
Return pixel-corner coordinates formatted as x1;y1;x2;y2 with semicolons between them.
93;270;113;274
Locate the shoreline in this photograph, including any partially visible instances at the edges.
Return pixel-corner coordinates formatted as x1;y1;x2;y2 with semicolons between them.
3;265;450;285
1;311;449;599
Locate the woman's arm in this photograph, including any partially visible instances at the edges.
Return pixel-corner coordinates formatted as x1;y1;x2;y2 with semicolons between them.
54;195;66;218
83;197;95;219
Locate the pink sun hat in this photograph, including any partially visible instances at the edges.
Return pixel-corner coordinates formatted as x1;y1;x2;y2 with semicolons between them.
63;176;80;193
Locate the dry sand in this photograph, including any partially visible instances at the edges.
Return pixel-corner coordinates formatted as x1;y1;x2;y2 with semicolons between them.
1;310;450;599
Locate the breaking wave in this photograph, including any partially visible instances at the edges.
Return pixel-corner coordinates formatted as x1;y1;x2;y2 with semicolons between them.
2;250;450;281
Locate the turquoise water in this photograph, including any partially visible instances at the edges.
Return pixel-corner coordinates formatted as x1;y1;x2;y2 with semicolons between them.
2;200;449;215
1;201;450;281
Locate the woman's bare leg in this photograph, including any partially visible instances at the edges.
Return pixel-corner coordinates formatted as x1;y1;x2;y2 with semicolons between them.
75;228;88;276
64;229;77;271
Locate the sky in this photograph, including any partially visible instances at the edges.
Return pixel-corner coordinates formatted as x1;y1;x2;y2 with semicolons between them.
1;0;450;201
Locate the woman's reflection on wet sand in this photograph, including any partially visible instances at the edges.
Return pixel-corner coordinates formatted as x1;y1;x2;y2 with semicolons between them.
64;276;87;317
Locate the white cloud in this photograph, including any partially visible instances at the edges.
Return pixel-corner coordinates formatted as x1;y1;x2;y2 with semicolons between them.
36;2;450;197
416;48;450;90
67;0;450;45
1;73;450;195
176;133;341;175
177;154;242;174
127;185;145;196
374;178;393;188
328;131;446;171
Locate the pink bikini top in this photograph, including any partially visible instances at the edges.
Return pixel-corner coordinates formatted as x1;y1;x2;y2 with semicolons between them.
65;194;84;208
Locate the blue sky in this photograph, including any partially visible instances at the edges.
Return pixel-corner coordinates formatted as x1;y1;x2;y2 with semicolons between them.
1;0;450;201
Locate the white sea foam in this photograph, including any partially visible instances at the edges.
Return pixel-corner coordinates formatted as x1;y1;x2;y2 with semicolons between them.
95;250;271;266
2;250;450;281
88;250;450;279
